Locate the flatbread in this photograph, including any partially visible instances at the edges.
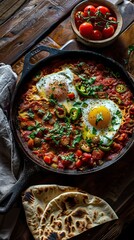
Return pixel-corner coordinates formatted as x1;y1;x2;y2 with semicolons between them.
22;185;118;240
22;184;79;238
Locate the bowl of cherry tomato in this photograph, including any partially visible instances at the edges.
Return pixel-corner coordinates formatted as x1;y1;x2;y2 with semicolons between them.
71;0;123;47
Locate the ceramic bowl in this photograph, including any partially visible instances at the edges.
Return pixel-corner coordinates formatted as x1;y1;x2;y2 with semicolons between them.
71;0;123;47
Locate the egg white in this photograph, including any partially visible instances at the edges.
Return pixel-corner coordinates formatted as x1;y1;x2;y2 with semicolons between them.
36;68;80;112
81;99;123;145
36;68;77;99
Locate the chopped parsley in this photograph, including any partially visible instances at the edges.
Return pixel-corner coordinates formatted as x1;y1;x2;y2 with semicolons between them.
82;102;88;108
43;111;52;121
116;110;122;118
38;109;45;115
48;121;72;144
110;70;120;78
92;127;97;135
49;95;57;105
77;62;85;67
27;109;34;119
111;116;118;125
96;112;103;125
60;153;75;162
73;101;82;108
79;75;96;85
72;133;82;148
29;125;45;139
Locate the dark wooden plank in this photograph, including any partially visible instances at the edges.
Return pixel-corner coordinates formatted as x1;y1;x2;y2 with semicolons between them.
0;0;82;64
0;0;27;25
1;0;134;65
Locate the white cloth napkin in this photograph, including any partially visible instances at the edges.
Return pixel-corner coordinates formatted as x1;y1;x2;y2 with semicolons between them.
0;63;21;239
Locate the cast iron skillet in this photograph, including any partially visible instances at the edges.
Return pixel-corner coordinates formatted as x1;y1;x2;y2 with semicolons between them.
0;45;134;213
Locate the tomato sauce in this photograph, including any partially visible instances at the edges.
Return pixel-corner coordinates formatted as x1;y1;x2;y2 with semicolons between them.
17;59;134;171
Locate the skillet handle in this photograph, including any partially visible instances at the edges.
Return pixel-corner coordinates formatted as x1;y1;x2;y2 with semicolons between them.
21;45;60;79
0;160;39;214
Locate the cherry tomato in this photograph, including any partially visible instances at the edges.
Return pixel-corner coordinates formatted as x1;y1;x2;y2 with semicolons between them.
75;4;117;41
102;25;115;38
108;16;117;29
83;5;96;17
75;11;85;25
79;22;93;38
94;21;105;31
95;6;110;16
91;30;102;40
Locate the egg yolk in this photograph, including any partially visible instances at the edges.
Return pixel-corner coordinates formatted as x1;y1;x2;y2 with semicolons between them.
88;106;111;129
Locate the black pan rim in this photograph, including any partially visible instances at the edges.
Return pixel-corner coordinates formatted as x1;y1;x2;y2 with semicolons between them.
10;48;134;175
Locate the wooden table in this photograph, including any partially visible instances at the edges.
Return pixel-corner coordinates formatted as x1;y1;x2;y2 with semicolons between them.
0;0;134;239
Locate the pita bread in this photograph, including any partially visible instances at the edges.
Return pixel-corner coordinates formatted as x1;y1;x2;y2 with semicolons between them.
22;185;79;238
22;185;118;240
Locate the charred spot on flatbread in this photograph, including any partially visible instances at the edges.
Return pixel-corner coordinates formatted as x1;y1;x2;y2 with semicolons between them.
23;191;34;203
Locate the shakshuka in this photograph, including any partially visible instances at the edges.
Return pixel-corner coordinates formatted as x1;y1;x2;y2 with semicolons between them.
17;59;134;171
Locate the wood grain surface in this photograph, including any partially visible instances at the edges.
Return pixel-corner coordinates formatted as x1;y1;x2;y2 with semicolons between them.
0;0;134;239
0;0;134;64
0;0;82;64
10;22;134;240
0;0;27;25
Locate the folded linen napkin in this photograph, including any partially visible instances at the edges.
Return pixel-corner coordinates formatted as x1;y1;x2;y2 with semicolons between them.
0;63;21;198
0;63;21;239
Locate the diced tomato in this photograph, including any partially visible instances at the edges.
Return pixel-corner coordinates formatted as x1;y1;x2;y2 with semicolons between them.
45;152;55;159
75;149;83;157
22;131;31;141
117;133;128;142
26;120;35;126
112;142;123;152
44;156;52;164
92;149;104;160
36;130;43;138
75;159;83;168
27;138;34;149
32;150;40;155
67;92;75;100
61;160;71;168
88;158;95;167
58;161;64;169
82;153;92;162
